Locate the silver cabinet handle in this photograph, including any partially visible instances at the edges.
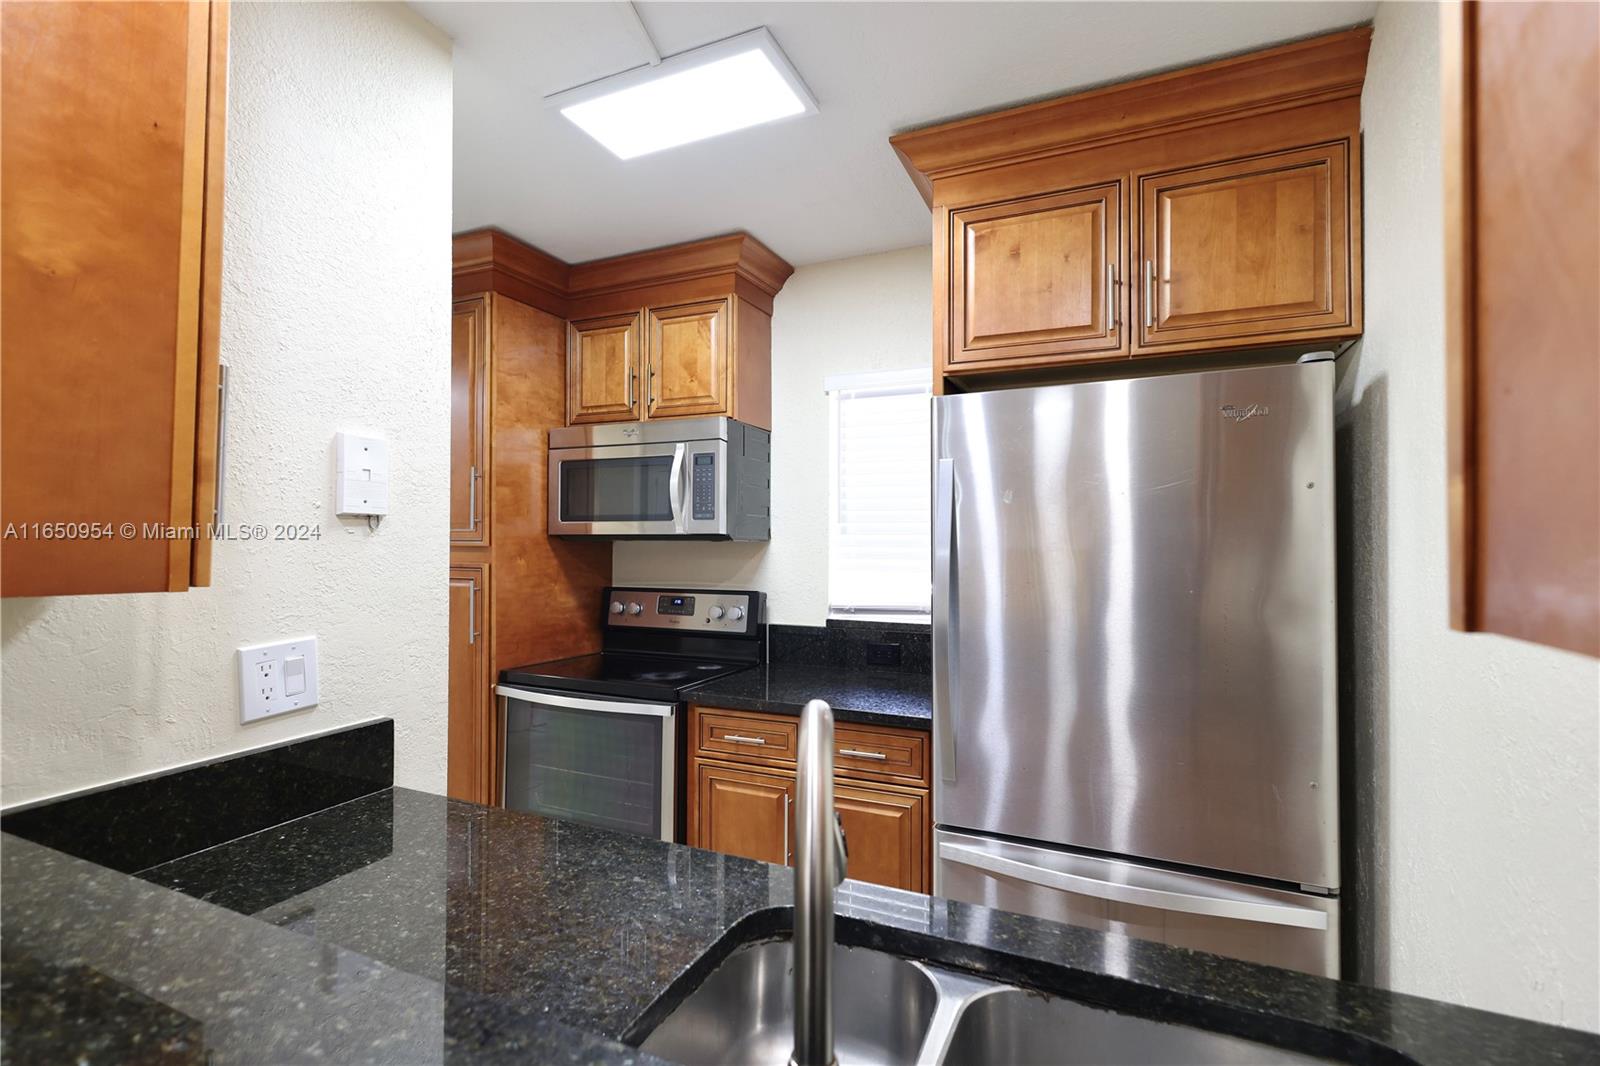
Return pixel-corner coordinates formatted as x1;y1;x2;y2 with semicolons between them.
627;367;635;408
1144;259;1156;329
467;464;480;532
213;363;230;525
783;793;792;864
938;841;1329;930
723;733;767;745
467;579;478;645
1106;262;1117;330
933;457;959;784
838;748;887;761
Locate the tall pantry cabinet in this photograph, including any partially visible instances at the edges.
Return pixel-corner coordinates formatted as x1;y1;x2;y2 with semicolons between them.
448;233;610;804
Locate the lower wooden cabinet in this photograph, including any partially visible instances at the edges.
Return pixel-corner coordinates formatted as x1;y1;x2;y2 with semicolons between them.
687;705;931;892
447;564;489;805
693;762;795;867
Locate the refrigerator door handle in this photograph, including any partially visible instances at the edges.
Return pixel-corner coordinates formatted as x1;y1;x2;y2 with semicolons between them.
937;840;1329;930
933;456;958;783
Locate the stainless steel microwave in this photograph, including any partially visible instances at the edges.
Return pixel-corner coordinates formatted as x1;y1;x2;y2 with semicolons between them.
547;417;771;540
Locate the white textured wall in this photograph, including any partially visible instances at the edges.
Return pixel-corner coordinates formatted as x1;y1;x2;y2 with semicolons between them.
1345;1;1600;1030
0;2;453;806
612;246;931;625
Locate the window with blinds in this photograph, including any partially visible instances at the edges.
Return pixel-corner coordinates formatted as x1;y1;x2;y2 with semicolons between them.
826;369;932;617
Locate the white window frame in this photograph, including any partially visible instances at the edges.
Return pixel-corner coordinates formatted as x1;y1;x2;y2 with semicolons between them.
825;367;932;622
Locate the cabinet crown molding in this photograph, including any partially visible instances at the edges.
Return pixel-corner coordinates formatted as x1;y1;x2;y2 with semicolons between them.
451;228;795;312
890;25;1372;201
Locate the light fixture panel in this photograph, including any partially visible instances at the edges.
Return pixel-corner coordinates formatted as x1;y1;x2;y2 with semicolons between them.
547;27;818;160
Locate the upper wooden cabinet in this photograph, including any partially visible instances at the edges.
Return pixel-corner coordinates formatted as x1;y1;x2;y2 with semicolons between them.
568;312;642;424
951;182;1125;367
453;228;790;430
1;1;230;597
893;27;1370;391
1137;143;1353;351
646;298;731;419
1443;2;1599;658
452;295;490;545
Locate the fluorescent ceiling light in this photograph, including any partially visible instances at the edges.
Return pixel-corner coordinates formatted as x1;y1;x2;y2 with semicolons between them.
547;27;818;161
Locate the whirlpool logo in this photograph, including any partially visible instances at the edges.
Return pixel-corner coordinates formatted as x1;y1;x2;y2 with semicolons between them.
1220;402;1270;423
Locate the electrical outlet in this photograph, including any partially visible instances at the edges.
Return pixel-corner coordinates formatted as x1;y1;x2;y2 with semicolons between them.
238;636;319;723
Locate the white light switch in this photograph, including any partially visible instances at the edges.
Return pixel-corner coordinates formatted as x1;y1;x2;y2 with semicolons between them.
238;636;319;723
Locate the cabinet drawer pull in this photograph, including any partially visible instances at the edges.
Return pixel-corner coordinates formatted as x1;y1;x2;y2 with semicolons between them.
723;733;767;745
783;793;792;864
838;748;887;760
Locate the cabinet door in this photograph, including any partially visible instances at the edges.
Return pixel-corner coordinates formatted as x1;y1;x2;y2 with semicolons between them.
451;296;489;545
1136;143;1353;350
835;783;928;893
693;762;795;866
949;182;1125;368
568;312;641;424
1;0;227;596
448;564;489;804
646;299;730;420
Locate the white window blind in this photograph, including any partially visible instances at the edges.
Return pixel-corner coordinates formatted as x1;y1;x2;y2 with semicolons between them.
826;369;931;616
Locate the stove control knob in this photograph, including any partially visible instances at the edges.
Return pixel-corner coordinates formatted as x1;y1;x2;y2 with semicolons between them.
708;605;725;620
610;601;625;615
627;602;643;616
729;605;746;622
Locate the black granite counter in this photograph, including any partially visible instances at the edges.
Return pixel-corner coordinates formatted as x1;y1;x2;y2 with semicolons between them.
5;783;1597;1065
686;661;932;729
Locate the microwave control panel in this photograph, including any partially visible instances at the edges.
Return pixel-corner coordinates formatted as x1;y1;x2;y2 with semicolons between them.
691;453;716;520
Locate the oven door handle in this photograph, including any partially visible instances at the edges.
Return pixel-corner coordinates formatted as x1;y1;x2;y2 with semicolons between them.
495;686;676;718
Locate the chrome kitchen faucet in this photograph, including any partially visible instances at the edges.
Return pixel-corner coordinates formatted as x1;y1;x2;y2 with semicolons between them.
792;698;848;1066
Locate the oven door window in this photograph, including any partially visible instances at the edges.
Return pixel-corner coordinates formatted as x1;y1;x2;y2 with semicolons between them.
503;698;665;839
559;455;674;523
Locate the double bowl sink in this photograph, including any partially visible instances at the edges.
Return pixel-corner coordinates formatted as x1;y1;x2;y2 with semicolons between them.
639;938;1330;1065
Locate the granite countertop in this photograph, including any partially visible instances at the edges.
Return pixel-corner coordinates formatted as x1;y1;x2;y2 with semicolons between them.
6;785;1597;1065
687;662;933;730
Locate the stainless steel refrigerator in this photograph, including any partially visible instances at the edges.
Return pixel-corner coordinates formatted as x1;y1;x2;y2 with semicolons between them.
932;359;1340;977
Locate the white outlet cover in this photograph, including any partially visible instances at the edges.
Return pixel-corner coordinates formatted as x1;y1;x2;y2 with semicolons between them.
237;636;319;723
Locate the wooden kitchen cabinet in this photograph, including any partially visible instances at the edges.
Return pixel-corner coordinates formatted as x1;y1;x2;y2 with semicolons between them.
1136;143;1353;352
448;564;490;805
646;299;731;420
694;762;796;867
452;296;490;544
568;312;642;424
687;705;932;891
1;0;230;596
950;182;1125;368
893;28;1370;391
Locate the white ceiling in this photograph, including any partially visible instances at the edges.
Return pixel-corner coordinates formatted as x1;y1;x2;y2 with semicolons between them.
411;1;1377;267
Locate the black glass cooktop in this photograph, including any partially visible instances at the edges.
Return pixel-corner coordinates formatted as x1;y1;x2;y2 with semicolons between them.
500;652;753;703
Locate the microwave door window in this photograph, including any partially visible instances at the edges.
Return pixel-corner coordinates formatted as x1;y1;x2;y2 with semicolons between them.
561;456;674;522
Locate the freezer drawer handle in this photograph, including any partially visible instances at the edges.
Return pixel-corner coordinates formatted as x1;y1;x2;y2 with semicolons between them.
937;841;1328;930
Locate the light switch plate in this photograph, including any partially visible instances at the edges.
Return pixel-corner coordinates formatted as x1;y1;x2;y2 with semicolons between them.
238;636;319;723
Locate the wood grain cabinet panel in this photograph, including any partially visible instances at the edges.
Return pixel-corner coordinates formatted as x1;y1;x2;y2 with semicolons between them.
451;295;489;545
835;783;928;893
567;312;641;424
1136;144;1353;351
646;299;730;419
694;762;795;867
448;564;489;804
1;0;229;596
951;183;1125;366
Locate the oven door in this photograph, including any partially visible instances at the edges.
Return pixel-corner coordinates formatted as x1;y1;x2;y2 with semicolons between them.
548;440;728;537
496;686;677;841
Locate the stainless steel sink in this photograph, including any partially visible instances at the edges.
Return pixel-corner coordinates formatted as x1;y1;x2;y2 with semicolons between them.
639;939;939;1065
934;986;1328;1065
638;935;1343;1066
